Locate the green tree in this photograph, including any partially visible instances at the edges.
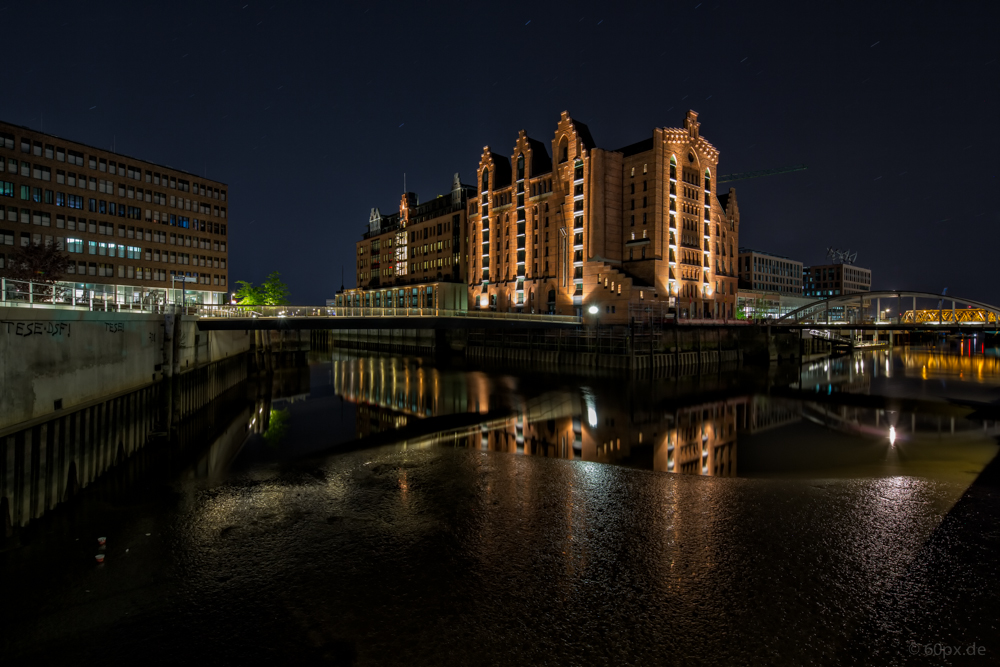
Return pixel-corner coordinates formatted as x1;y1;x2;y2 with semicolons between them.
234;272;290;306
261;272;290;305
234;280;265;305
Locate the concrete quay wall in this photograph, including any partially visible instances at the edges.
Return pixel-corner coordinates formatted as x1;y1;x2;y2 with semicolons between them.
0;307;250;432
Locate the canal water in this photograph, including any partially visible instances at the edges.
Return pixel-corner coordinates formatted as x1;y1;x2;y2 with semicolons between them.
3;344;999;665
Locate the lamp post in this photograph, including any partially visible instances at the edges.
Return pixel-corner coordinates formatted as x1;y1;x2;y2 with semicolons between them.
588;304;600;353
171;274;194;308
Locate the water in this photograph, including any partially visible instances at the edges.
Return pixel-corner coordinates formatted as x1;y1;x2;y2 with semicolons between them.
3;344;999;665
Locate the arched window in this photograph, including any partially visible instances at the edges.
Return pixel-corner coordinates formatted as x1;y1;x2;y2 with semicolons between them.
558;137;569;163
643;164;648;174
704;168;712;192
481;169;489;192
670;155;677;179
516;154;525;180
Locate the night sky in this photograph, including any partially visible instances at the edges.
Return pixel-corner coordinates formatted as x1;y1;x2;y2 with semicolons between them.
3;2;997;304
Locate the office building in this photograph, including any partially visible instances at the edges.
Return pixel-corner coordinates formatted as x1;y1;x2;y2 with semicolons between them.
737;248;802;295
802;263;871;298
0;120;229;305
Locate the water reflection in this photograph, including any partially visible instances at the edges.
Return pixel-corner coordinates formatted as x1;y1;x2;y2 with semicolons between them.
327;350;999;479
900;348;1000;383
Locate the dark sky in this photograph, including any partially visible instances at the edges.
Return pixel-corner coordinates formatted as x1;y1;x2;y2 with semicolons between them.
3;1;997;304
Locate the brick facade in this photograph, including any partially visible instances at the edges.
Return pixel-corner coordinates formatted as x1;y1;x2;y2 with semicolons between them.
354;110;741;323
356;174;472;290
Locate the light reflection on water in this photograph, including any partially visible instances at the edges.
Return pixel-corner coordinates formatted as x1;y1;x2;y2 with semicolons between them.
320;347;1000;483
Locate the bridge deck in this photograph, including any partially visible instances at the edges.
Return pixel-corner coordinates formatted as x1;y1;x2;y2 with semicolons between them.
194;306;585;331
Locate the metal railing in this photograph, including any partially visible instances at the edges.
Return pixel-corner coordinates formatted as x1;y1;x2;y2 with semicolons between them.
1;278;192;314
194;304;583;324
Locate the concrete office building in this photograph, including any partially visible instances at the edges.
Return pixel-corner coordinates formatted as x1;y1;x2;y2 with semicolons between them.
0;120;229;305
737;248;803;296
802;263;871;298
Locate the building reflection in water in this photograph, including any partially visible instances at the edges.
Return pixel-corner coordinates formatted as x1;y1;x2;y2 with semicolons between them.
328;351;1000;477
330;353;815;477
798;350;878;395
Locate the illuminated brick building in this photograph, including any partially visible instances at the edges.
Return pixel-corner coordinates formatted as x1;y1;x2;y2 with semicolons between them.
351;111;740;322
356;173;473;290
470;110;739;321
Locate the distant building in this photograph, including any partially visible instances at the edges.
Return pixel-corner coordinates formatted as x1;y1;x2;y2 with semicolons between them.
0;120;230;305
802;263;871;298
737;248;803;296
736;288;813;319
355;173;474;290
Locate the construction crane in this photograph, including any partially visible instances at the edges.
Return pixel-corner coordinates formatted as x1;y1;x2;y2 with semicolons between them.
717;164;807;184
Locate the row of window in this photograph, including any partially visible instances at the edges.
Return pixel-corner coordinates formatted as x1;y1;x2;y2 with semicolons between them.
357;255;460;281
1;209;225;251
5;231;225;269
1;156;228;220
0;132;226;199
2;179;228;232
64;262;226;285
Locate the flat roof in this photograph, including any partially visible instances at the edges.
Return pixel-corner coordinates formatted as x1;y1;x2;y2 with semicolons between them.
1;119;227;186
737;248;801;262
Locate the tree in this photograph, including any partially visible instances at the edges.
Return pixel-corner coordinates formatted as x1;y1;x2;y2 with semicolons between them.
234;281;265;305
260;272;290;305
234;272;290;306
2;241;71;283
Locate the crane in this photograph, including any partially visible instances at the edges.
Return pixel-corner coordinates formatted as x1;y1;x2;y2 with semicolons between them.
717;164;807;184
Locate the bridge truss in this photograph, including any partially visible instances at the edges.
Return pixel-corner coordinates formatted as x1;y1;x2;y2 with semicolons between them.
776;291;1000;329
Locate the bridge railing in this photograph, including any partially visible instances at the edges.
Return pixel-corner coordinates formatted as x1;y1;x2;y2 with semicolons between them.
193;304;584;325
1;277;172;313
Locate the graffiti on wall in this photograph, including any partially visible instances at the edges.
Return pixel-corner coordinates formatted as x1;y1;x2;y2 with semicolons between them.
1;321;71;337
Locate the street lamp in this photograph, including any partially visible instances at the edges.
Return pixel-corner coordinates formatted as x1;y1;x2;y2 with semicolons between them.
171;274;196;306
588;305;599;314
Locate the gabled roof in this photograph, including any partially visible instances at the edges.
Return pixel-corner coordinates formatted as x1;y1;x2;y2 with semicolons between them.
571;119;596;150
526;137;552;175
491;155;512;189
616;137;654;157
